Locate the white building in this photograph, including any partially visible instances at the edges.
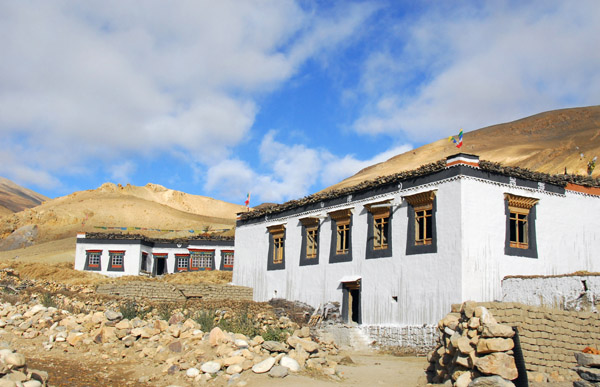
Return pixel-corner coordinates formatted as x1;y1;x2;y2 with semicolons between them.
75;233;235;277
233;154;600;346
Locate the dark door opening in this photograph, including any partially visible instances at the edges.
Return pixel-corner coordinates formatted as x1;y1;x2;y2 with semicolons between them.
155;258;167;276
342;279;361;324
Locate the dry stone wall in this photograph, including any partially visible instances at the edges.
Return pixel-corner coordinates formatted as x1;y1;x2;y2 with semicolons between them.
96;282;253;302
480;301;600;380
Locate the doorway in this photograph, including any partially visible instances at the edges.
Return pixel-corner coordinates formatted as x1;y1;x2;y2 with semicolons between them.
154;257;167;276
342;279;361;324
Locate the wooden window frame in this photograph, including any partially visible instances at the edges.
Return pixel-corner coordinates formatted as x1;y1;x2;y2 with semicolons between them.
299;217;320;266
85;250;102;271
329;209;353;263
404;190;437;255
505;193;539;258
414;205;433;246
189;249;214;271
365;201;393;259
267;224;286;270
108;250;125;272
175;254;190;272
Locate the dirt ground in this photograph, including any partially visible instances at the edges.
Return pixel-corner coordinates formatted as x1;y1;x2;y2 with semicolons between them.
6;328;429;387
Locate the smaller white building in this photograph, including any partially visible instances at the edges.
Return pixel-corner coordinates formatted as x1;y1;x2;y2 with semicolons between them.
74;233;235;277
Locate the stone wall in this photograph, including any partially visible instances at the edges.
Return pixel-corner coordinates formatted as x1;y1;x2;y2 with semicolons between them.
95;282;253;302
480;301;600;379
502;274;600;311
362;324;438;353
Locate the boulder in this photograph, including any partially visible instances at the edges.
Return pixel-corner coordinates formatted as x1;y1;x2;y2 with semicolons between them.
3;352;25;368
186;367;200;378
475;352;518;380
481;324;515;338
455;371;472;387
468;375;515;386
209;327;228;347
252;357;276;374
104;310;122;321
287;337;318;353
200;361;221;374
476;338;514;354
262;341;289;353
280;356;300;372
576;352;600;368
575;367;600;382
269;365;289;378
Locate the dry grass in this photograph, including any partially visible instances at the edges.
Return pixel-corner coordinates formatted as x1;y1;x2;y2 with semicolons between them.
0;260;232;286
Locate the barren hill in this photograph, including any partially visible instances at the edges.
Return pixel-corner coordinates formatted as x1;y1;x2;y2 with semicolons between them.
0;182;247;251
327;106;600;191
0;177;48;214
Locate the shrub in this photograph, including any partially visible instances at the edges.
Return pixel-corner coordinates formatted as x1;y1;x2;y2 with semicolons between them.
261;326;291;342
39;292;57;308
157;302;177;321
195;309;217;332
218;310;259;338
119;301;150;320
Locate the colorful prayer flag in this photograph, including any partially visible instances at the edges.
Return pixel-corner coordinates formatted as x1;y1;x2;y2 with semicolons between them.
448;129;463;148
245;192;251;208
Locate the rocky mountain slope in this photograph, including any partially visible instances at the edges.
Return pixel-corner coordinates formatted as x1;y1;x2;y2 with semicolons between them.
0;182;247;251
327;106;600;191
0;177;48;214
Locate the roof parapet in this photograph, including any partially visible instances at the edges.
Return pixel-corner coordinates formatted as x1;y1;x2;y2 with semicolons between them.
446;153;480;168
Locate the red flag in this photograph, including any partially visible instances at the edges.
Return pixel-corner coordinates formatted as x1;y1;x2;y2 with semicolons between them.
244;192;251;208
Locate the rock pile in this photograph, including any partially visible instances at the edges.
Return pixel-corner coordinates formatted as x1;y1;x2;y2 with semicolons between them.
574;349;600;386
0;344;48;386
427;301;519;387
0;299;342;385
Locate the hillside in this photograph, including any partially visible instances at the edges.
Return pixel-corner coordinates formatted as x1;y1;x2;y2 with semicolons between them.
327;106;600;191
0;182;247;251
0;177;48;213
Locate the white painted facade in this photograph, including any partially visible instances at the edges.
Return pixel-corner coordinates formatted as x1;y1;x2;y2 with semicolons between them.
233;155;600;341
74;233;235;277
502;275;600;311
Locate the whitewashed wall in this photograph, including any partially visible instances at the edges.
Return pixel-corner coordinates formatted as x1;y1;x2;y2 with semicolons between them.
75;235;234;277
461;177;600;304
502;275;600;311
74;238;143;277
234;173;600;329
234;179;464;326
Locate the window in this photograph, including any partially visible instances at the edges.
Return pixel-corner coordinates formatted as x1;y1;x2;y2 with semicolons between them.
415;207;433;245
267;224;286;270
175;254;190;271
373;215;389;249
141;253;149;272
329;209;353;263
365;201;393;259
85;250;102;271
300;217;320;266
220;250;234;270
108;251;125;272
405;191;437;255
189;250;214;271
505;193;538;258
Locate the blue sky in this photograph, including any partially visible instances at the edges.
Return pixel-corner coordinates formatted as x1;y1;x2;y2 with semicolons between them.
1;1;599;206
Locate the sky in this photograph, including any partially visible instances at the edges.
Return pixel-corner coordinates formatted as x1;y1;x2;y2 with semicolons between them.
1;1;600;206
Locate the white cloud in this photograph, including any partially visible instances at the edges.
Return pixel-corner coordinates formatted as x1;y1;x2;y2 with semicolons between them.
109;161;137;185
0;1;374;189
205;132;412;204
353;1;600;140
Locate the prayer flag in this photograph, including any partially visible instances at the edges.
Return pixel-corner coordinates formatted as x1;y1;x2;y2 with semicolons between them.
245;192;251;208
448;129;463;148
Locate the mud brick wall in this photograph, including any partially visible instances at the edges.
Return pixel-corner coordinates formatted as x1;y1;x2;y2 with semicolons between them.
95;282;253;302
479;301;600;379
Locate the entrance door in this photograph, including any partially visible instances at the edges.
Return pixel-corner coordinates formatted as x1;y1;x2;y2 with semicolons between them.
342;280;361;324
154;258;167;276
